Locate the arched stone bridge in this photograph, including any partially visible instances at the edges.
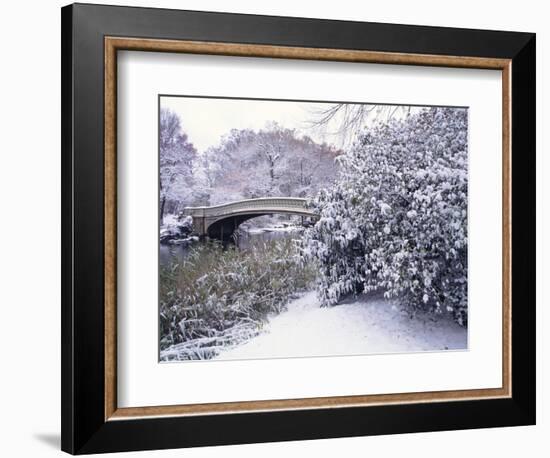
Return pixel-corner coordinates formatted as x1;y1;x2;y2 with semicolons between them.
181;197;317;241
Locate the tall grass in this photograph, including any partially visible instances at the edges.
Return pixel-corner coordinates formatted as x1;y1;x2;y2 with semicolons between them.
160;238;316;361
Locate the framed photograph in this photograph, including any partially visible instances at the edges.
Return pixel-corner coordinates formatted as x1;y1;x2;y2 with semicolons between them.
61;3;536;454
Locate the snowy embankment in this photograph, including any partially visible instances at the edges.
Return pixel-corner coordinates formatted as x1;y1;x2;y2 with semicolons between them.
215;291;467;361
160;214;196;245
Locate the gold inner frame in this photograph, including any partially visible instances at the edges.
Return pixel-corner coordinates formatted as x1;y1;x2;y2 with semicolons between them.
104;37;512;421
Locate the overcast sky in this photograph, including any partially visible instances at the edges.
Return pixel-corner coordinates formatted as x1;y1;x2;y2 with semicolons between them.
160;96;345;153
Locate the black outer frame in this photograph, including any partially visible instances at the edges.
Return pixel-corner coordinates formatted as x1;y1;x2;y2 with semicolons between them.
61;3;536;454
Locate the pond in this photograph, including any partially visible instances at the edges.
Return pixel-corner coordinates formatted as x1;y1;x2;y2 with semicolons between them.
159;224;304;267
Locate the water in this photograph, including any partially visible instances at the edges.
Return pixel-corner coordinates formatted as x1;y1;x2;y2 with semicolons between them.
235;226;303;250
159;225;303;267
159;243;188;267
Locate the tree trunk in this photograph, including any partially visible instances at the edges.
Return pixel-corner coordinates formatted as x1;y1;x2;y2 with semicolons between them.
160;196;166;224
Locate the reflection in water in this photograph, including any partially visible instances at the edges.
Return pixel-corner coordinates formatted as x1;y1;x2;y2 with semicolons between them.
159;226;303;267
234;226;303;250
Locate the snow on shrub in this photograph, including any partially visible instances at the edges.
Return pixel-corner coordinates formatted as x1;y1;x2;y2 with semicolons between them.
303;107;468;325
160;214;194;244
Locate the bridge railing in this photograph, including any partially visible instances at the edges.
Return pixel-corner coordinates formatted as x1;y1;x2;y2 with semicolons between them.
183;197;312;218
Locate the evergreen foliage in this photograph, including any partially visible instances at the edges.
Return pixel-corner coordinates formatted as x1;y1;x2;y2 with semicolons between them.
303;107;468;325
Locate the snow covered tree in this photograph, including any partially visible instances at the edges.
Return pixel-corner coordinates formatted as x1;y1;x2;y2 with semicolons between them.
159;108;197;222
196;123;340;205
303;107;469;325
257;123;286;196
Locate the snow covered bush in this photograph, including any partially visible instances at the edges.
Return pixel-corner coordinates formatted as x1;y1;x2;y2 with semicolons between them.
159;214;194;244
160;238;316;360
303;107;468;325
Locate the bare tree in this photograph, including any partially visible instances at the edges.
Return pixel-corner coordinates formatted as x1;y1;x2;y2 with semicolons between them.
309;103;413;146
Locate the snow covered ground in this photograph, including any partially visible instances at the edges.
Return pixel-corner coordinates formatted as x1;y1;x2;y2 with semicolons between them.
215;291;467;361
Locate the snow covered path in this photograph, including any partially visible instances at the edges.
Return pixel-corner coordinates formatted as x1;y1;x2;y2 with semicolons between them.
216;291;467;361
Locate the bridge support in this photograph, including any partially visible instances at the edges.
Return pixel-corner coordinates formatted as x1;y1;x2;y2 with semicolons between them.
181;197;318;242
189;215;207;237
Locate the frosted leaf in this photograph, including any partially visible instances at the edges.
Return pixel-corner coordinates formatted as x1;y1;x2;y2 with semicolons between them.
379;202;391;215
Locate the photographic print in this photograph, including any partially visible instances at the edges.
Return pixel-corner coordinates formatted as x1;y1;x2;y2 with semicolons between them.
159;96;469;362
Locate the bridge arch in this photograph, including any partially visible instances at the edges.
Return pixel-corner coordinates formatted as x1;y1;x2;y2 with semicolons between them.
181;197;317;242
